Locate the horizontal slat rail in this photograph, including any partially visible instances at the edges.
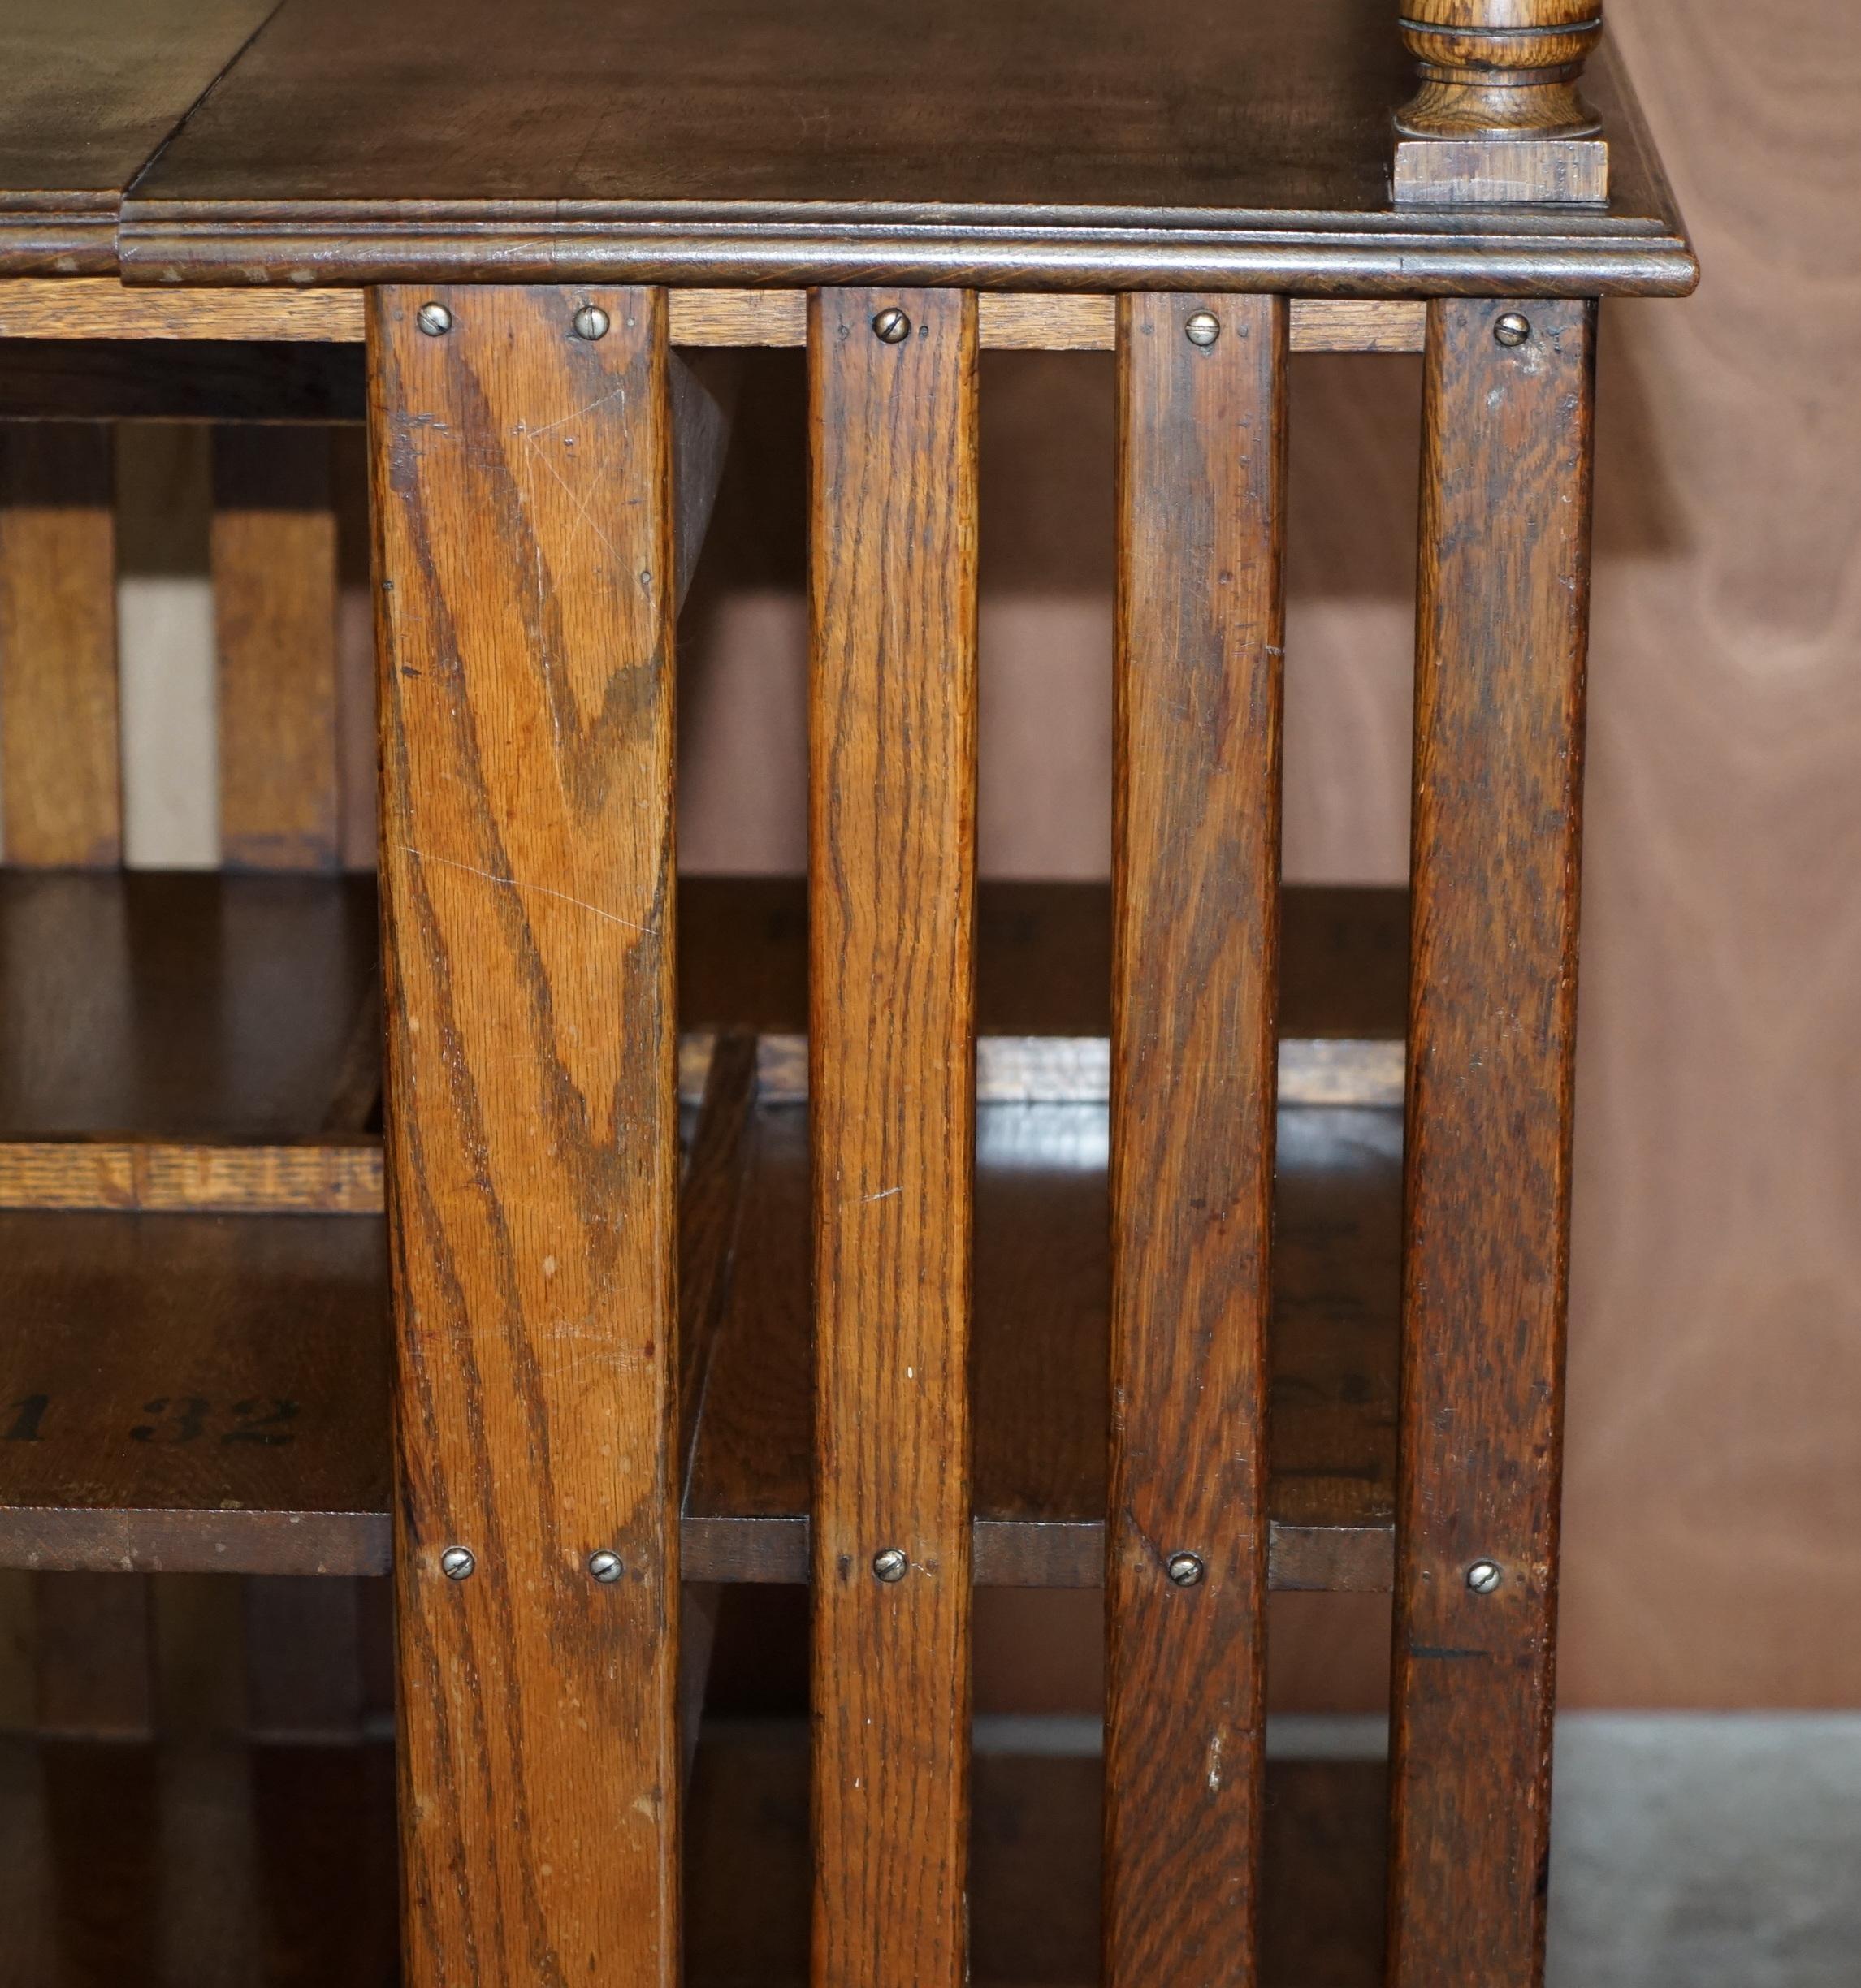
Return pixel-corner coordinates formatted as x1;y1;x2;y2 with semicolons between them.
809;286;978;1988
0;279;1426;352
1105;292;1286;1988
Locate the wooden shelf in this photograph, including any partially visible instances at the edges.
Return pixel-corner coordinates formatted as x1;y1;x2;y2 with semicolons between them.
682;1093;1400;1591
0;1211;388;1575
0;874;1400;1586
0;1725;1382;1986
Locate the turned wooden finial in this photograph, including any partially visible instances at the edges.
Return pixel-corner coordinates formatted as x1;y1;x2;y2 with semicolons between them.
1393;0;1609;205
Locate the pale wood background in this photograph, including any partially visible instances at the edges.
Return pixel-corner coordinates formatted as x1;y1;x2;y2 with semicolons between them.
1;0;1853;1718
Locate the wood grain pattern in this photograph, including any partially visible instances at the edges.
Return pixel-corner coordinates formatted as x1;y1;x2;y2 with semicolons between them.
1105;292;1286;1988
1386;297;1595;1988
371;285;680;1988
0;426;119;867
214;427;341;871
0;281;1422;353
808;287;977;1988
0;1137;382;1213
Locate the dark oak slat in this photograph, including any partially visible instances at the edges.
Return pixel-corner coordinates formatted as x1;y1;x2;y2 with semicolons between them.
1103;292;1286;1988
809;286;979;1988
1386;297;1595;1988
0;426;119;867
372;285;682;1988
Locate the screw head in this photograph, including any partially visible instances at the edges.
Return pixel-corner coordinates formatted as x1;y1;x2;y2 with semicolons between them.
872;307;912;345
1184;311;1221;349
573;304;611;342
588;1549;624;1584
1494;313;1531;348
872;1547;909;1584
1466;1558;1504;1595
1166;1551;1205;1588
439;1545;475;1580
416;301;453;338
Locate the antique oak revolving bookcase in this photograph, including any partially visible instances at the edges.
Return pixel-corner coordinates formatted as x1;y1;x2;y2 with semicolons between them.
0;0;1695;1982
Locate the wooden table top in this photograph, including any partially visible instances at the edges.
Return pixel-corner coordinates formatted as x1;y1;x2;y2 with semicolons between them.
6;0;1696;296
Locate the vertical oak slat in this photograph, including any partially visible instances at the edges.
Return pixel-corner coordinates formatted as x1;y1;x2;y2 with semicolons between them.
212;426;341;871
0;426;120;867
1105;292;1287;1988
808;286;978;1988
1387;296;1596;1988
370;285;681;1988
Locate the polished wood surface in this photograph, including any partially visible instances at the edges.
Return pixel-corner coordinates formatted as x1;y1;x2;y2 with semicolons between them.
808;287;978;1988
0;0;275;274
213;429;341;871
119;2;1691;296
1386;297;1595;1988
0;427;119;867
372;285;682;1988
0;1210;388;1575
1102;292;1283;1988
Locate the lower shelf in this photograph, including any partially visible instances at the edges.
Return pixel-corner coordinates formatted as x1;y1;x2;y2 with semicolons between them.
0;1727;1385;1987
0;1091;1397;1588
0;1735;399;1987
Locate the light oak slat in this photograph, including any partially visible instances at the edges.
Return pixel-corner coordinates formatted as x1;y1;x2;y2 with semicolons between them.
1104;292;1286;1988
371;285;681;1988
809;286;979;1988
212;426;341;871
1387;297;1595;1988
0;279;1422;352
0;426;119;867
